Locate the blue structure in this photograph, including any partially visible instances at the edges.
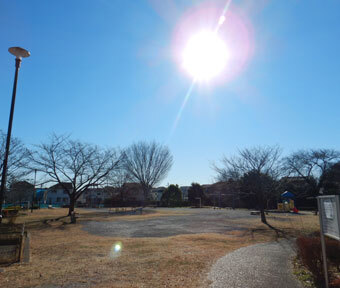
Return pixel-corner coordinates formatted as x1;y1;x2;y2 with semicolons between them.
36;188;48;203
281;191;295;199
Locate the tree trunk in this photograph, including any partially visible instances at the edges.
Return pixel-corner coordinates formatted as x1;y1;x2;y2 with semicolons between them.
68;195;76;223
260;208;267;224
257;189;267;224
142;186;149;207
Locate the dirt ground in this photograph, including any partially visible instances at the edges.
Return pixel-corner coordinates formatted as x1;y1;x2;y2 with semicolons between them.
82;208;254;237
0;208;319;288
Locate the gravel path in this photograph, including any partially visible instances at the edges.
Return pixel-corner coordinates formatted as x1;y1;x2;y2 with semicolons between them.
208;240;302;288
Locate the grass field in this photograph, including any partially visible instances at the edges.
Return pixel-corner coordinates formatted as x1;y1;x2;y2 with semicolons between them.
0;208;320;288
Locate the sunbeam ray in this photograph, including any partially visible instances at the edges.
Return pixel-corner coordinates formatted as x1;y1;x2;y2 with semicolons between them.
168;79;196;141
168;0;232;140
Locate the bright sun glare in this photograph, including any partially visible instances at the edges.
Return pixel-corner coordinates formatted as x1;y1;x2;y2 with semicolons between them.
182;30;229;81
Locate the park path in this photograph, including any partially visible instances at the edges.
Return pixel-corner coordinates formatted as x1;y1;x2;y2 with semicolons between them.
208;240;303;288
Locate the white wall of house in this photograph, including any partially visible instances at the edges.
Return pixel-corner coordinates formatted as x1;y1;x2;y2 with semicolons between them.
46;188;70;206
180;186;190;201
78;189;112;207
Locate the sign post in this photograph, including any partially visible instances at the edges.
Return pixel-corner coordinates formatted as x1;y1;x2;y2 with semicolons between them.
317;195;340;288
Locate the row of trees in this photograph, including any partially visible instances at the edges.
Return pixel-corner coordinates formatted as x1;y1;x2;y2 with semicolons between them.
2;130;339;224
159;183;208;207
0;132;173;222
213;146;340;223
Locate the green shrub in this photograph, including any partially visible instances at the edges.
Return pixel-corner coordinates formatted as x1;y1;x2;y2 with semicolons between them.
160;184;182;207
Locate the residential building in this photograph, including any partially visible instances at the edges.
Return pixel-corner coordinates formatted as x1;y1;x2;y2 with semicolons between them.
203;182;241;208
180;186;190;201
121;183;144;203
79;187;114;207
6;181;35;204
46;183;71;206
151;187;166;202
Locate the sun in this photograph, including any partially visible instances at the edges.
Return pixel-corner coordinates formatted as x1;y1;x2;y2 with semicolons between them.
182;30;229;81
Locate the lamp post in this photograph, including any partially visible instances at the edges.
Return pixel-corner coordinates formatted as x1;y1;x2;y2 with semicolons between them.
0;47;30;223
31;169;37;213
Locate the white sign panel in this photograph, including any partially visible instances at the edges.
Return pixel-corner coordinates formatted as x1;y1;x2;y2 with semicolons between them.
318;196;340;241
324;200;334;219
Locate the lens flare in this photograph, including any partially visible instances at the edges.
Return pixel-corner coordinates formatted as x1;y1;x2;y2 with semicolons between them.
169;0;254;139
182;30;230;81
172;1;254;85
218;15;226;26
109;242;123;259
114;244;121;252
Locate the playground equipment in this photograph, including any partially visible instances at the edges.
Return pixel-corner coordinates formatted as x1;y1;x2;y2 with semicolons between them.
278;191;298;212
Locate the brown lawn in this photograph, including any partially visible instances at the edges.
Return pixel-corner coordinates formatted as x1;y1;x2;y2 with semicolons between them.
0;208;319;288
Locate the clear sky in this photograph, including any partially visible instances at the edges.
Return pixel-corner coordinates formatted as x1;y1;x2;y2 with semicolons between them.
1;0;340;186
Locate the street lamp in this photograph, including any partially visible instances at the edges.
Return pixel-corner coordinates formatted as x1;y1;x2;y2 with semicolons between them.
0;47;30;223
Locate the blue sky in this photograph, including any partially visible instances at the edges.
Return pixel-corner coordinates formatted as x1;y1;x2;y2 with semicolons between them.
1;0;340;186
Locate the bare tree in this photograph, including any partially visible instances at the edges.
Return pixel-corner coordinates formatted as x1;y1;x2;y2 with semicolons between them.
282;148;340;194
110;168;131;189
107;168;132;204
0;130;30;186
122;141;173;204
29;134;122;222
213;146;282;223
0;130;30;217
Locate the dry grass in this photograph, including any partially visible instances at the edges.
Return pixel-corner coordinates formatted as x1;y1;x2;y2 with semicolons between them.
231;212;320;236
6;208;191;226
0;209;320;288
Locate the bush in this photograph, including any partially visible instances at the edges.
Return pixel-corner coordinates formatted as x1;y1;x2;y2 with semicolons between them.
296;236;340;287
161;185;182;207
296;237;325;286
188;183;210;206
331;279;340;288
325;238;340;272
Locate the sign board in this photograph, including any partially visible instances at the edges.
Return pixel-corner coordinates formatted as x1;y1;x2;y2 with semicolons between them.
318;195;340;241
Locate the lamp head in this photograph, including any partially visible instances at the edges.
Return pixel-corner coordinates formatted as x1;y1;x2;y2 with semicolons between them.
8;47;30;59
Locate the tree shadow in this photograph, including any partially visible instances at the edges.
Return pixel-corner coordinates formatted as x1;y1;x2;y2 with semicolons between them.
263;221;287;239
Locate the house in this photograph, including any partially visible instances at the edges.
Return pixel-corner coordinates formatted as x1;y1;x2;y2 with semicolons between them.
121;183;145;203
180;186;190;201
79;187;114;207
45;183;72;206
203;181;241;208
6;181;35;204
151;187;166;202
150;186;190;203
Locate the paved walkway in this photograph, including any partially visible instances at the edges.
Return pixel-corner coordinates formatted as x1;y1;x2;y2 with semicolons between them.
208;240;303;288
